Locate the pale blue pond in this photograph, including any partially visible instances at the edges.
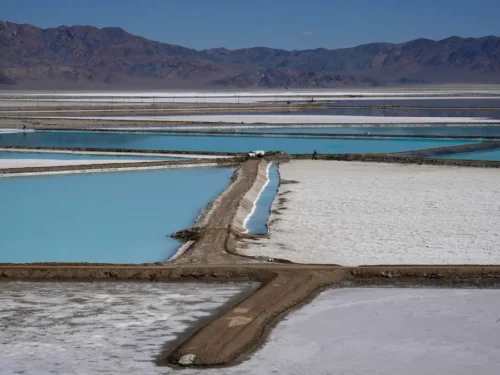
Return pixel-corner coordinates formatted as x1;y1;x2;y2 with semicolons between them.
433;149;500;161
0;131;479;154
0;151;179;161
246;165;279;234
0;167;234;263
239;126;500;137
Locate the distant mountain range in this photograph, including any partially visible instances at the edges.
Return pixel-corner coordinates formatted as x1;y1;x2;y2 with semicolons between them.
1;20;499;89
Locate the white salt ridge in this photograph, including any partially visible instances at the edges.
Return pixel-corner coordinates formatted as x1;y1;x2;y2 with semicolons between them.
0;128;35;133
242;162;272;233
242;160;500;265
43;114;500;124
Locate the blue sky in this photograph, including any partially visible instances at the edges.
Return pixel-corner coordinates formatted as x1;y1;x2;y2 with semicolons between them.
3;0;499;50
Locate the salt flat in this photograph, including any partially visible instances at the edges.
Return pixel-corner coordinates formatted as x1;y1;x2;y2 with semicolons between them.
0;282;254;375
3;88;500;97
1;95;499;108
1;88;500;107
53;114;500;124
188;288;500;375
241;160;500;265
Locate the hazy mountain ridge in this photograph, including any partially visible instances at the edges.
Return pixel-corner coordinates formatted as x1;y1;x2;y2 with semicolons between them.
1;20;499;89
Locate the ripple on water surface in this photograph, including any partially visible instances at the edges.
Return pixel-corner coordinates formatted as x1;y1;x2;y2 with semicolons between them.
0;281;255;375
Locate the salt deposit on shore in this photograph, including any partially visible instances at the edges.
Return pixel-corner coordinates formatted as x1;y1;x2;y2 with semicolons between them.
49;114;500;124
241;160;500;265
0;128;34;133
190;288;500;375
232;160;271;233
0;161;218;178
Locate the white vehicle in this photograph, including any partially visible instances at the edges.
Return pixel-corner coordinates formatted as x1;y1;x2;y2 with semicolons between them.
248;150;266;158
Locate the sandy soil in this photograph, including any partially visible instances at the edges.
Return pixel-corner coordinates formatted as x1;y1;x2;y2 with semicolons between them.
241;160;500;265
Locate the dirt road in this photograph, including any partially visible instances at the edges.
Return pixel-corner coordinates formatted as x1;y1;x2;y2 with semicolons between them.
173;159;260;264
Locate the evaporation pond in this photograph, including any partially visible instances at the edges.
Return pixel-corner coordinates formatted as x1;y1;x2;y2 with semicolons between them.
0;167;234;263
0;130;478;154
240;126;500;137
0;151;180;161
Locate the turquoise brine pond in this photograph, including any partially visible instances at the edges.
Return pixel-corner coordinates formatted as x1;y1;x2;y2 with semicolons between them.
0;167;234;263
239;126;500;137
0;151;179;161
0;131;479;154
246;165;280;234
434;149;500;161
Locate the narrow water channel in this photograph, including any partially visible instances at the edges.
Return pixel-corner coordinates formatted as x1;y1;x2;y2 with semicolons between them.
246;164;280;234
